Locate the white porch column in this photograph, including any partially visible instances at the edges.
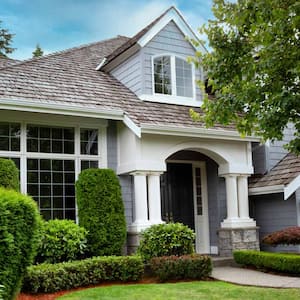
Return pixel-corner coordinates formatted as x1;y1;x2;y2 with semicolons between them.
148;172;164;224
129;172;150;232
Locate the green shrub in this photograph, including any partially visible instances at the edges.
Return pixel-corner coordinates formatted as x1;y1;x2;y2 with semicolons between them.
150;254;212;282
0;188;41;300
35;219;88;264
76;168;126;256
0;158;19;191
137;223;195;262
22;256;144;293
262;226;300;246
234;250;300;274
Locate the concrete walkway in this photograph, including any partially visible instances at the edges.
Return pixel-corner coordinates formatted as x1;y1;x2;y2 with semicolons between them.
212;266;300;288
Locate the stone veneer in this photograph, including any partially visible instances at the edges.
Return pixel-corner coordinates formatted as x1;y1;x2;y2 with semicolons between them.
218;227;260;257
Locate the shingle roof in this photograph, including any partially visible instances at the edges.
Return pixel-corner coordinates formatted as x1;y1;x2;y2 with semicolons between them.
249;153;300;188
0;21;234;132
0;56;21;69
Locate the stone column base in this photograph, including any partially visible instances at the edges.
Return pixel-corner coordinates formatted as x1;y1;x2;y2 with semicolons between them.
126;231;142;255
218;227;260;257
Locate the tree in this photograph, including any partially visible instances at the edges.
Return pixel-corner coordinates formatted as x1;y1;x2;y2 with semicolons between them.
0;20;15;57
191;0;300;153
32;44;43;57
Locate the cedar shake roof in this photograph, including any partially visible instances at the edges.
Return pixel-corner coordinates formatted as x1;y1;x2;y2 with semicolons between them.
0;13;234;132
0;56;20;68
249;153;300;188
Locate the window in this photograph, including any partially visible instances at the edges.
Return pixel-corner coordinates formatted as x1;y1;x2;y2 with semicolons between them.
153;55;193;98
80;129;98;155
81;160;98;171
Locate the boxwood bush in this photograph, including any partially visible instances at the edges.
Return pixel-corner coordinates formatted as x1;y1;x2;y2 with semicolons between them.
22;256;144;293
0;158;19;191
137;223;195;262
35;219;88;264
76;168;126;256
150;254;212;282
0;188;41;300
234;250;300;274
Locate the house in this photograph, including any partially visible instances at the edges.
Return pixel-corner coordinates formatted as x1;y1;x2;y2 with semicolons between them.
0;7;299;256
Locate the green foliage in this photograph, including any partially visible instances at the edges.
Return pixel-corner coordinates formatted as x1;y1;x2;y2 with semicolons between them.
150;254;212;282
137;223;195;262
0;158;19;191
76;168;126;256
262;226;300;246
22;256;144;293
0;20;15;57
190;0;300;154
35;219;88;264
0;285;4;300
234;250;300;274
0;188;41;300
32;44;43;58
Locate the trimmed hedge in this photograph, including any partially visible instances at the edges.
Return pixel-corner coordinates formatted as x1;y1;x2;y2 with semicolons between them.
262;226;300;246
35;219;88;264
22;256;144;293
0;158;19;191
0;188;41;300
137;223;195;262
76;168;126;256
150;254;212;282
234;250;300;274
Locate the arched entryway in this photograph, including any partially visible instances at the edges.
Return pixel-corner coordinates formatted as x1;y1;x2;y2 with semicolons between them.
160;150;223;254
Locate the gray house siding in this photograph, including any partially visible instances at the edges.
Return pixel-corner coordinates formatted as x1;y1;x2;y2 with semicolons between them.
142;21;202;100
110;52;142;95
107;120;133;225
250;193;299;252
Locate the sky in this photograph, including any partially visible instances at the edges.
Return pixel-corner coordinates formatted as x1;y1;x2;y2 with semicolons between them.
0;0;214;60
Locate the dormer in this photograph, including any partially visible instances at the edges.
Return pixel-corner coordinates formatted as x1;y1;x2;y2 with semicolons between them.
97;7;206;107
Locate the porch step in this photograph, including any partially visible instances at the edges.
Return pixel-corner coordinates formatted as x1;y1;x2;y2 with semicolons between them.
211;256;238;267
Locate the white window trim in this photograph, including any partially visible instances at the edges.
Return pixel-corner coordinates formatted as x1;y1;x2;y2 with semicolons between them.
141;53;199;106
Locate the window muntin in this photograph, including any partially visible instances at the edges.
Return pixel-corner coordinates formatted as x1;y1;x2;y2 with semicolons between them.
175;57;193;97
27;125;74;154
153;56;172;95
80;129;98;155
27;158;76;221
0;122;21;151
153;55;194;98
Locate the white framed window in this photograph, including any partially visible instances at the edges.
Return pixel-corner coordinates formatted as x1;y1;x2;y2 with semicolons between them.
152;54;195;100
0;120;106;221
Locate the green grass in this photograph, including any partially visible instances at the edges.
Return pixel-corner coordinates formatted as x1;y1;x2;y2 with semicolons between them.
58;281;300;300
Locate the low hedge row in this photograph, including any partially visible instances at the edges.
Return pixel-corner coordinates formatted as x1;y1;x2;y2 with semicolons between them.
22;256;144;293
233;250;300;274
150;254;212;282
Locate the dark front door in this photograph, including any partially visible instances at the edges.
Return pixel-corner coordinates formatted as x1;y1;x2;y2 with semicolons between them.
160;163;195;230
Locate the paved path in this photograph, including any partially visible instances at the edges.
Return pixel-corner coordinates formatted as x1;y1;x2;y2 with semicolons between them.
212;266;300;288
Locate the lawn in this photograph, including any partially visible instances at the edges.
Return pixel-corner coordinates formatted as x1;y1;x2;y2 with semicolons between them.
58;281;300;300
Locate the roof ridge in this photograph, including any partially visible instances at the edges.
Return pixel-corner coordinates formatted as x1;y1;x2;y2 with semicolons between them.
0;35;130;70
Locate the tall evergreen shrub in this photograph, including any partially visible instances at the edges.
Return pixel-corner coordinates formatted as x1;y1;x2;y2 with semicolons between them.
0;188;41;300
76;168;126;256
0;158;19;191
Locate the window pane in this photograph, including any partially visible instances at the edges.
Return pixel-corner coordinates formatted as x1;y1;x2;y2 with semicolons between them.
0;122;20;151
175;57;193;97
80;129;98;155
81;160;98;171
27;125;74;154
154;56;172;95
27;158;75;221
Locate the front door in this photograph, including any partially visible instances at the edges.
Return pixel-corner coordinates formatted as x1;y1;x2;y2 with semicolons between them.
161;162;210;253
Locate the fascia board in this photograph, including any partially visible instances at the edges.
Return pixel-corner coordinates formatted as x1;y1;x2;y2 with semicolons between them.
284;174;300;200
248;185;284;196
0;98;124;120
140;124;261;142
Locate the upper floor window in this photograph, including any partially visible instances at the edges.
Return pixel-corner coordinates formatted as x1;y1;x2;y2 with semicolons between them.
153;55;193;98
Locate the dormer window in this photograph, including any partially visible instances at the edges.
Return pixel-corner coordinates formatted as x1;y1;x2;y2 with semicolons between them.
153;55;194;98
